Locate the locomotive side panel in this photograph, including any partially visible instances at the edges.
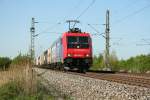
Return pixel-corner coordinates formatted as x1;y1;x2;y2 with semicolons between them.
62;33;68;61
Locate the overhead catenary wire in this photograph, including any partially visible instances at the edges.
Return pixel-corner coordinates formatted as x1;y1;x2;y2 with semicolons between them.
115;0;140;14
142;39;150;44
73;0;96;28
87;24;105;38
62;0;85;21
34;32;62;37
35;1;86;57
88;24;100;34
76;0;96;20
113;3;150;25
35;22;62;37
136;39;150;46
36;0;86;37
83;0;141;27
86;0;150;41
136;43;150;46
110;2;150;47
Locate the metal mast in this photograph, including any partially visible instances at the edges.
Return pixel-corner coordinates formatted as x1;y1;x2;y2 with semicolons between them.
26;18;38;94
105;10;110;69
30;18;38;65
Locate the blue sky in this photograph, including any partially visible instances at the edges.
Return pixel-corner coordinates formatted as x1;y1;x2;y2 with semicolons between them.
0;0;150;59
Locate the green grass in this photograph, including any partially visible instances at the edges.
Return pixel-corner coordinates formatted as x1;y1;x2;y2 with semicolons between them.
0;80;67;100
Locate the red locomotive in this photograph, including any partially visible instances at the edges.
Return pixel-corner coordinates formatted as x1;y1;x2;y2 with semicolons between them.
36;28;93;73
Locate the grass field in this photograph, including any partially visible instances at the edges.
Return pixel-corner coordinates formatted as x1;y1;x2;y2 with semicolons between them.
0;65;70;100
0;66;24;86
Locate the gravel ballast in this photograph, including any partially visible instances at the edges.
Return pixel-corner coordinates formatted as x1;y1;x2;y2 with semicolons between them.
34;68;150;100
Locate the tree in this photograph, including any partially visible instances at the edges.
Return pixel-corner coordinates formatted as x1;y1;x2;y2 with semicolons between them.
0;57;11;70
11;54;30;66
109;51;118;70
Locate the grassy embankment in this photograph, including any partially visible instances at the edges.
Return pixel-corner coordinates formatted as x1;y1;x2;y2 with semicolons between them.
0;54;70;100
0;65;57;99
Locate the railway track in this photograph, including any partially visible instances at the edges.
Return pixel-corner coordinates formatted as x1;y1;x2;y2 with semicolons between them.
36;66;150;88
66;71;150;88
34;67;150;99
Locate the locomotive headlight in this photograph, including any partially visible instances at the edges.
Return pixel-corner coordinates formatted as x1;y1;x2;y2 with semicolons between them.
67;54;72;57
86;54;90;57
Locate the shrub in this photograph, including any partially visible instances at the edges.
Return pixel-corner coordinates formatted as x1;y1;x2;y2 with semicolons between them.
117;54;150;73
91;51;118;70
0;57;11;70
11;54;30;66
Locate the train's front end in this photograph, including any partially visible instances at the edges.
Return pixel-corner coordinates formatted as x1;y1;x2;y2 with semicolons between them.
62;28;92;72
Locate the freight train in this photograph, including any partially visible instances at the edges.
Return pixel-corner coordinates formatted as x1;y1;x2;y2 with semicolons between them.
36;28;93;73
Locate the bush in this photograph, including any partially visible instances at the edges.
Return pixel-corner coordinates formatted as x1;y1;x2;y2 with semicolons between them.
91;54;104;70
117;54;150;73
92;52;150;73
0;57;11;70
91;51;118;71
11;54;30;66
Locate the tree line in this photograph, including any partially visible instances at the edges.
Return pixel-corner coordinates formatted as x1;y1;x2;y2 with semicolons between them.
0;54;30;70
0;52;150;73
92;52;150;73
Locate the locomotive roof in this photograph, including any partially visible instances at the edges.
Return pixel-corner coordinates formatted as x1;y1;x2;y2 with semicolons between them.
62;32;91;37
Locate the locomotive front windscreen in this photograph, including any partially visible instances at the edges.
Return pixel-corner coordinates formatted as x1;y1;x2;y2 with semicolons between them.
67;36;89;48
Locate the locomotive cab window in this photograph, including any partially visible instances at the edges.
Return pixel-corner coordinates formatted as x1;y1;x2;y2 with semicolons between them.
67;36;77;44
79;37;88;43
67;36;89;49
